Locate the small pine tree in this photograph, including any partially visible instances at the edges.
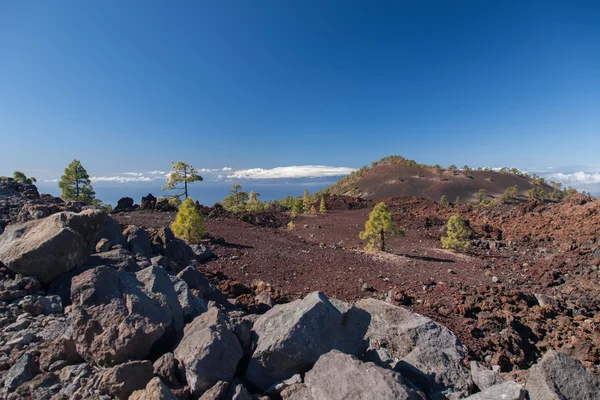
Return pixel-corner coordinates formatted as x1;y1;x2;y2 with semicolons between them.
171;197;205;244
441;215;471;253
309;205;317;216
440;194;449;206
359;202;404;252
476;189;487;203
302;189;311;213
287;221;295;230
319;197;327;213
290;207;298;219
455;196;461;205
59;159;98;204
500;185;519;203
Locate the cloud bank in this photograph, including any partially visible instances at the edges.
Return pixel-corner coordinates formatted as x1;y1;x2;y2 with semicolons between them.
543;171;600;193
226;165;356;180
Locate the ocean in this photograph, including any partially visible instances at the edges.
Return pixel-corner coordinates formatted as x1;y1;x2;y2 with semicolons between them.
35;180;337;207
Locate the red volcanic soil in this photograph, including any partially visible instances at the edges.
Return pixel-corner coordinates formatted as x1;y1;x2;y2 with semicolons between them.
114;195;600;375
335;163;553;203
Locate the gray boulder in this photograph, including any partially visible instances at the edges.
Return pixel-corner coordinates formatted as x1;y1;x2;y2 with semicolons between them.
70;266;172;366
174;307;243;396
124;225;152;257
135;266;185;340
465;381;526;400
177;266;214;297
3;353;40;391
470;361;503;391
0;210;105;283
86;248;139;271
300;350;419;400
356;298;472;399
246;291;371;391
96;214;126;247
525;350;600;400
168;273;207;322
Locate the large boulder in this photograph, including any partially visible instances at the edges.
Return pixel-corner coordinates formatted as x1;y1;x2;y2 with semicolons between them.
97;360;153;400
70;266;172;366
525;350;600;400
86;248;140;271
174;307;243;396
246;291;371;391
0;210;105;283
141;193;157;210
135;266;185;340
124;225;152;257
356;298;472;399
177;266;215;298
168;273;207;322
299;350;419;400
96;214;127;248
115;197;134;211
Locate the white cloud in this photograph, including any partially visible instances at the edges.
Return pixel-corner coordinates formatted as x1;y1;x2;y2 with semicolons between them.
544;171;600;188
43;179;58;183
222;167;232;171
226;165;356;180
91;176;153;183
123;172;144;177
148;170;166;175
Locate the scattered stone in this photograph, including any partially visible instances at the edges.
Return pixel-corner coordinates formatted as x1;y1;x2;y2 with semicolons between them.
525;350;600;400
177;266;214;297
86;248;139;271
464;381;526;399
153;352;180;387
198;381;229;400
174;307;243;396
129;377;177;400
168;273;207;322
95;237;111;253
470;361;504;391
3;353;40;391
246;291;370;391
124;225;152;257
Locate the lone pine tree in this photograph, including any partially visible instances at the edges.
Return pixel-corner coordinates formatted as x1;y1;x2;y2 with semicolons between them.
164;161;203;199
58;159;97;204
359;202;404;252
441;215;471;253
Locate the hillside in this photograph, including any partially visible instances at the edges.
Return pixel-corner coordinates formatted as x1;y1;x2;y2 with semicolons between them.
329;158;554;203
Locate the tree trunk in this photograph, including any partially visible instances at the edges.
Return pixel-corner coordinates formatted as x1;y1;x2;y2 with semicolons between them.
380;228;385;252
184;166;188;199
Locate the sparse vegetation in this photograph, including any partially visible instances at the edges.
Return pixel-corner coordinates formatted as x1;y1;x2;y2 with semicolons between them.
59;159;99;205
287;221;295;231
359;202;404;252
528;186;546;201
441;215;471;253
440;194;449;206
500;185;519;203
12;171;36;184
164;161;203;199
171;197;205;243
319;197;327;213
157;195;182;208
476;189;487;203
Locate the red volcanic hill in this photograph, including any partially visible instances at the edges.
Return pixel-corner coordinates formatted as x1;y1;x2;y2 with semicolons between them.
329;156;554;204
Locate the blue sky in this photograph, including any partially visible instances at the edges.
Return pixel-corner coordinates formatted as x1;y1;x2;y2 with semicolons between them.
0;1;599;192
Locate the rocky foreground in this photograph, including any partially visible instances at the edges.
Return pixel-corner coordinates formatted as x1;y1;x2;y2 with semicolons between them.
0;181;599;399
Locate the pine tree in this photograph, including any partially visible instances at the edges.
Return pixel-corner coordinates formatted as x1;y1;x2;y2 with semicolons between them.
58;159;97;204
319;197;327;213
171;197;205;243
359;202;404;252
287;221;296;230
309;205;317;216
500;185;519;203
440;194;449;206
164;161;203;199
476;189;487;203
12;171;36;184
455;196;461;205
302;189;311;213
441;215;471;253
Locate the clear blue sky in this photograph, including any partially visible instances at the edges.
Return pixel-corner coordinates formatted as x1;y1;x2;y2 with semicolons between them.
1;0;599;181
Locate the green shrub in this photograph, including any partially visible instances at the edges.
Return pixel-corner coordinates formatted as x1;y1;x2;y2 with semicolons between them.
441;215;471;253
171;197;205;244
